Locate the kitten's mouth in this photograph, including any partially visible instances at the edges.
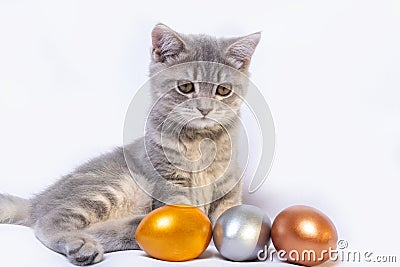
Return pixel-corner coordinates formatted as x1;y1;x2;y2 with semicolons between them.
198;116;212;121
187;117;215;129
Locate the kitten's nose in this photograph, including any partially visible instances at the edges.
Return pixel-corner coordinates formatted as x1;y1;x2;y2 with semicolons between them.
197;107;212;116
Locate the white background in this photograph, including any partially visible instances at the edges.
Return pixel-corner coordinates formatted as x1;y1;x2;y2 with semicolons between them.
1;0;399;266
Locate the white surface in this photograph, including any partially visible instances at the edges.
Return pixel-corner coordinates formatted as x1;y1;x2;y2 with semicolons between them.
0;224;292;266
1;0;400;266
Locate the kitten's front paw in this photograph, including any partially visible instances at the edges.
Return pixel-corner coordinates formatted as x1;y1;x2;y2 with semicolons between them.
65;235;104;266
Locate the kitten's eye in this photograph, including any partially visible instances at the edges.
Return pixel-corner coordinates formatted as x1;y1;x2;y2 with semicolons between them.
216;84;232;97
177;81;195;94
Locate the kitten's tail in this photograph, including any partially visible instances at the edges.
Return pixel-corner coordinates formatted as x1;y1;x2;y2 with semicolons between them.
0;194;31;226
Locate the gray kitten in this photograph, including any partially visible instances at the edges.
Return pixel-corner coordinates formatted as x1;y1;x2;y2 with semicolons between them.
0;24;260;265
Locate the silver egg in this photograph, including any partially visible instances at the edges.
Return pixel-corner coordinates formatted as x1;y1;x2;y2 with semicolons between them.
213;204;271;261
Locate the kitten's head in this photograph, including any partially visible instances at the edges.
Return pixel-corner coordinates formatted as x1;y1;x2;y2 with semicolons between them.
148;24;260;134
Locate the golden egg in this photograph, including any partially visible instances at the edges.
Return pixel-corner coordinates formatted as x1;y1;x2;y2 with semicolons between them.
135;204;212;261
271;205;338;266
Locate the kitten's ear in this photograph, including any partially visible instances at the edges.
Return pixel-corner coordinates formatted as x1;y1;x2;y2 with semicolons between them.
151;23;186;63
225;32;261;69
